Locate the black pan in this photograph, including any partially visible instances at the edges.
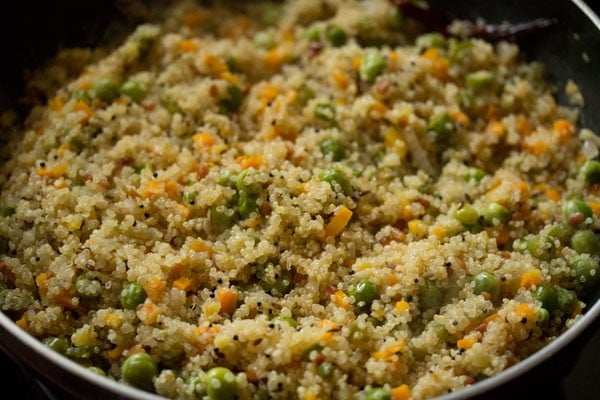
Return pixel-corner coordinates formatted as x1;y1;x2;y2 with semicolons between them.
0;1;599;399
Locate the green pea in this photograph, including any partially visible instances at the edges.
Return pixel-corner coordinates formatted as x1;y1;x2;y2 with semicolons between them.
580;160;600;184
271;315;298;328
533;285;559;313
92;78;120;102
364;387;391;400
236;169;261;195
218;170;238;187
210;205;236;229
120;81;147;102
570;257;600;289
120;282;147;310
427;112;455;140
557;288;578;314
527;235;555;261
548;222;576;245
570;229;600;255
182;192;196;205
318;168;350;194
465;70;495;92
320;138;345;161
472;271;500;302
325;25;347;47
219;85;244;113
564;199;593;223
42;337;70;354
350;279;378;309
314;102;336;121
87;366;106;376
66;345;95;360
69;89;91;103
465;167;485;182
238;195;258;219
253;31;276;50
304;25;321;41
482;202;511;226
359;51;386;83
75;275;103;299
297;84;315;105
122;351;158;391
537;308;550;325
0;206;15;217
317;361;334;378
454;204;479;226
258;266;293;296
430;321;448;341
416;32;447;49
419;280;443;310
204;367;237;400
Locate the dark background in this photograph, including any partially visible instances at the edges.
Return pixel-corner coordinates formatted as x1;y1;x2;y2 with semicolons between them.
1;1;600;399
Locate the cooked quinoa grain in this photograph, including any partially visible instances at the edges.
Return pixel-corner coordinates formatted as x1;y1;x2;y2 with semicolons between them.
0;1;599;399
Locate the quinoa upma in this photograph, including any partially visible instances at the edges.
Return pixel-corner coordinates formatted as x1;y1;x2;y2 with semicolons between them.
0;1;599;399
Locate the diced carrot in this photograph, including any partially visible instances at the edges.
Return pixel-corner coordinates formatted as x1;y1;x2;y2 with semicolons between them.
517;115;531;136
450;110;470;126
457;336;477;350
388;274;399;285
107;347;123;361
389;51;400;63
266;48;285;68
525;139;550;155
139;300;160;325
36;273;49;298
487;120;506;138
553;119;574;142
333;290;350;310
235;155;263;169
53;289;77;309
259;84;278;108
164;180;178;200
515;303;536;320
371;100;388;115
49;97;64;112
407;219;427;238
15;315;27;329
173;277;194;291
352;57;362;70
545;188;562;202
77;78;92;90
193;132;216;147
372;340;405;360
140;181;164;199
391;384;412;400
204;54;228;76
520;269;542;289
36;164;68;179
175;203;191;220
422;48;450;81
395;300;410;313
143;277;167;302
105;313;122;329
333;71;349;90
74;101;94;119
217;288;238;313
189;239;214;255
589;201;600;216
323;206;353;238
513;181;530;198
178;39;199;52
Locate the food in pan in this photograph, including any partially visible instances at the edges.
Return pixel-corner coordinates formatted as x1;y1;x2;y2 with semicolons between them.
0;1;599;399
